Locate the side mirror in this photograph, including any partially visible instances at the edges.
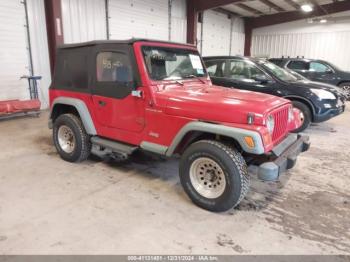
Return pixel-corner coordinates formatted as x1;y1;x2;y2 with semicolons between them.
325;69;333;74
253;74;270;84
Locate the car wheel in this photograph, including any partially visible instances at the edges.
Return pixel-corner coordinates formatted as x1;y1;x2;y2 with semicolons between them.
291;101;312;133
53;113;91;162
179;140;250;212
339;82;350;101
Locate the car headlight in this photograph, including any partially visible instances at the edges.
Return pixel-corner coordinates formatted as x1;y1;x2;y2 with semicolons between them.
266;115;275;134
288;106;294;122
311;89;336;100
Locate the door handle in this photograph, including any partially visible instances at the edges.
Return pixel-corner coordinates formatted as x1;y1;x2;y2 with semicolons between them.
98;100;106;106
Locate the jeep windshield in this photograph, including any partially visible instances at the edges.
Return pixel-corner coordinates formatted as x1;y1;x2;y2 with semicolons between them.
259;61;298;82
142;46;207;81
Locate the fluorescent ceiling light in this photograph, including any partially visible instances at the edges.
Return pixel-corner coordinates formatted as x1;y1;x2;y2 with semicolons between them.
301;4;313;12
320;19;327;23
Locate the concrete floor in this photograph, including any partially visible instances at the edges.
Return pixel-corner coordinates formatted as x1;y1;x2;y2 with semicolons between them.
0;105;349;255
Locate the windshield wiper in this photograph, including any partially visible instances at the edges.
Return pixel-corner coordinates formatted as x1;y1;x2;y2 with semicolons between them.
182;74;206;84
175;80;184;86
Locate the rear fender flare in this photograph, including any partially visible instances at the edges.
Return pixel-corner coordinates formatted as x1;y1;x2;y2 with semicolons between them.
50;97;97;135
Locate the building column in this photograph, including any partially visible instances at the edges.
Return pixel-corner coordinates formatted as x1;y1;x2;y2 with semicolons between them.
186;0;198;45
44;0;64;73
244;20;252;56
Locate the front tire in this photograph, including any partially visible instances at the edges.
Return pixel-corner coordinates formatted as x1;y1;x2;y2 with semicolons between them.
292;101;312;133
179;140;250;212
53;114;91;162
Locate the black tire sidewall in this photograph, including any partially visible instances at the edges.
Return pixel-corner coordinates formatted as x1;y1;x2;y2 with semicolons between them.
53;114;85;162
179;142;245;212
292;101;312;133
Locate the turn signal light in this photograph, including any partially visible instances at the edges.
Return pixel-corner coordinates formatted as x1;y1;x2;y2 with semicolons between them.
244;136;255;148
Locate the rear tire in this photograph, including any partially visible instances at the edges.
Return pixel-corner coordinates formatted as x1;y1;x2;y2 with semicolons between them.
53;114;91;162
338;82;350;101
179;140;250;212
291;101;312;133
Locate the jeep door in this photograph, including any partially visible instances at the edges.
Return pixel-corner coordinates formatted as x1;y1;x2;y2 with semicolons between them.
91;45;145;134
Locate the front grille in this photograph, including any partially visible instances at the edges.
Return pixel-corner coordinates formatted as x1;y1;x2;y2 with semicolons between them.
271;106;289;144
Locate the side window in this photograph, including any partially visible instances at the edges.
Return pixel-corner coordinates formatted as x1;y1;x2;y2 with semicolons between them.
226;60;267;82
96;52;133;85
269;59;283;67
205;60;225;77
287;61;309;70
310;62;331;73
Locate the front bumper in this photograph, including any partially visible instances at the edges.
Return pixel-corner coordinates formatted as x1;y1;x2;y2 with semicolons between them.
313;100;345;123
254;134;310;181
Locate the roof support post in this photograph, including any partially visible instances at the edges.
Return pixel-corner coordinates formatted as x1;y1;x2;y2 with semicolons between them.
186;0;198;45
244;20;252;56
44;0;64;74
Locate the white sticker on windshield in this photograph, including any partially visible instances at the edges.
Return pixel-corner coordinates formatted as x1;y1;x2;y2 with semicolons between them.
189;54;203;70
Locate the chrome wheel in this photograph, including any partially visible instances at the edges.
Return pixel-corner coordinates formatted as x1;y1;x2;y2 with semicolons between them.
189;157;226;199
57;125;76;154
342;85;350;100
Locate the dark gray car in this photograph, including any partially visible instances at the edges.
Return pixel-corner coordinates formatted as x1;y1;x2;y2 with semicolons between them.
269;58;350;100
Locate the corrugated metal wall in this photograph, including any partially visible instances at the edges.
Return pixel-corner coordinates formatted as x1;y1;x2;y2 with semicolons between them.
170;0;186;43
0;0;30;101
252;15;350;71
61;0;107;44
108;0;169;40
199;10;245;56
27;0;51;108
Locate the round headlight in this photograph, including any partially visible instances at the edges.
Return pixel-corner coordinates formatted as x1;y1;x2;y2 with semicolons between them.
266;115;275;134
288;106;294;122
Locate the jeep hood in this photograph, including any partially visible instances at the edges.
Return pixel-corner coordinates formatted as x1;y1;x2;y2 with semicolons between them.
159;82;289;125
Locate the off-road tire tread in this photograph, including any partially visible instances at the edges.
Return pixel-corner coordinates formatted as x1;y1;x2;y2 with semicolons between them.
199;140;250;206
53;113;91;162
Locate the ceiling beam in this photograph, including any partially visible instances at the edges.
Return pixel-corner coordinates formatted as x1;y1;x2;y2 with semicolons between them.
214;7;242;18
309;0;328;15
283;0;300;10
248;0;350;28
259;0;285;12
191;0;242;12
236;2;265;16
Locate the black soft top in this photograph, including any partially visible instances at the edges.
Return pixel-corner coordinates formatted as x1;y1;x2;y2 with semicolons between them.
58;38;195;49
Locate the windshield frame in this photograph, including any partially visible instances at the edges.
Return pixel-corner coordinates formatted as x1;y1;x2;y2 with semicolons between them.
140;44;208;82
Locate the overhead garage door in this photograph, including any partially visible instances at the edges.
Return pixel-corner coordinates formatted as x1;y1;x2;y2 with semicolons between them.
0;0;31;101
109;0;169;40
201;11;231;56
61;0;107;44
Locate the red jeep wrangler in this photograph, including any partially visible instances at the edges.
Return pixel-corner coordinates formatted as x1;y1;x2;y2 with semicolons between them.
49;39;310;212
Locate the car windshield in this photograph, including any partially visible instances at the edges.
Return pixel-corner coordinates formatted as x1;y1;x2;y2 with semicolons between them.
142;46;207;81
259;61;298;82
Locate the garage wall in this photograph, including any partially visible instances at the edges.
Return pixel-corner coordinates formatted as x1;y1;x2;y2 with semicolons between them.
0;0;31;101
170;0;187;43
251;11;350;71
27;0;51;108
199;10;245;56
61;0;107;44
109;0;169;40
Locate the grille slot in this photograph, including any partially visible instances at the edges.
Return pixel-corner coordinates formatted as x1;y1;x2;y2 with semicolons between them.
271;106;289;144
